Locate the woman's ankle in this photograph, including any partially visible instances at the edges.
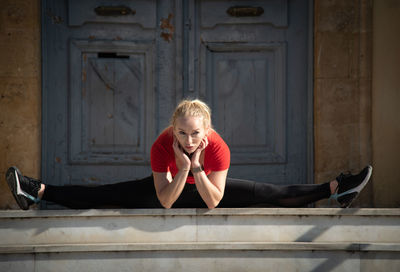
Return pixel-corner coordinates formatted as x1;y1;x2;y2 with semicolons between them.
329;180;338;195
38;184;46;199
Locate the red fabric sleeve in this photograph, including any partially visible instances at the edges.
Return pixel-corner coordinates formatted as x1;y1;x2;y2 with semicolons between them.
150;128;174;172
204;130;231;172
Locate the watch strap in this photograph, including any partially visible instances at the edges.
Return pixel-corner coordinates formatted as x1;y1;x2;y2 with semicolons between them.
191;165;203;173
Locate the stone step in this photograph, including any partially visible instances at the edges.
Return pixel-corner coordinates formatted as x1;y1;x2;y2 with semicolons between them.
1;208;399;272
1;208;399;245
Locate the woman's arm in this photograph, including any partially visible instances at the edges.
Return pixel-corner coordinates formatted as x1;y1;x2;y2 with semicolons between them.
153;136;192;209
153;170;189;209
193;169;228;209
191;137;228;209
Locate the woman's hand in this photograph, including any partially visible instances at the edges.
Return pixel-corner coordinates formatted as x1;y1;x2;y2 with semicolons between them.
173;136;191;171
191;137;208;168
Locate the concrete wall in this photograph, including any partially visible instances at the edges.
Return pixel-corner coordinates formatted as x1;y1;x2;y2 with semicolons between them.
0;0;41;209
372;0;400;207
314;0;373;207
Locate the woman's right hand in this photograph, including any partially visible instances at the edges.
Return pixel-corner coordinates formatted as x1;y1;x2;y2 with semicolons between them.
173;136;191;171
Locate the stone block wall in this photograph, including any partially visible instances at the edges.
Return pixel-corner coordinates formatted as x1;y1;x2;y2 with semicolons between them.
0;0;41;209
372;0;400;207
314;0;373;207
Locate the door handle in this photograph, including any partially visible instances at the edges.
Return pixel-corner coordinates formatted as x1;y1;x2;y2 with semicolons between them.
94;6;136;16
227;6;264;17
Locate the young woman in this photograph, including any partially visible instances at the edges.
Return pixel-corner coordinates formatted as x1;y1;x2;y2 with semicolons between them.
6;99;372;210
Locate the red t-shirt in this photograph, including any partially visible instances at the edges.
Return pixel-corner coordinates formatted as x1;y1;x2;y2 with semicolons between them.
150;127;230;184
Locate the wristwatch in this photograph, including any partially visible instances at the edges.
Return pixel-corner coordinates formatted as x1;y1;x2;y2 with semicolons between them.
191;165;203;174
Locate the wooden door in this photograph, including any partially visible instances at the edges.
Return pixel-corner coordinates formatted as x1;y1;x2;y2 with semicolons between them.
42;0;312;208
185;0;312;184
42;0;178;206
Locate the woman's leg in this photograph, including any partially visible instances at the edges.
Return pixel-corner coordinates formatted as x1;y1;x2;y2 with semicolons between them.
253;181;331;207
171;184;208;208
219;178;331;208
218;178;259;207
42;176;162;209
220;166;372;208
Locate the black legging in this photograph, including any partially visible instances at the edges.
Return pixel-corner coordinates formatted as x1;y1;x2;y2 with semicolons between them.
42;176;331;209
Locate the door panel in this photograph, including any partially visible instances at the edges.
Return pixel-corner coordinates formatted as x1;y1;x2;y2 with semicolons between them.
69;40;154;164
68;0;156;27
200;0;288;28
201;43;286;165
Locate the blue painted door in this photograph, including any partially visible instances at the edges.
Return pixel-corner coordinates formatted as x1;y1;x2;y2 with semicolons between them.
184;0;313;184
42;0;177;208
42;0;312;208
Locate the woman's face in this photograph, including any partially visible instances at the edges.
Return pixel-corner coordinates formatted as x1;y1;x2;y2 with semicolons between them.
174;116;208;154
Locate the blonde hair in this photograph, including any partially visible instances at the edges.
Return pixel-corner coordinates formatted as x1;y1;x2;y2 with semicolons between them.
171;99;212;129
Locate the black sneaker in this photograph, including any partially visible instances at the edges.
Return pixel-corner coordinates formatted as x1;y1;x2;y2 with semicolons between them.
330;165;373;208
5;166;41;210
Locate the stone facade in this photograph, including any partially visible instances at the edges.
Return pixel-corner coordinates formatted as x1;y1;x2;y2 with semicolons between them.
0;0;41;209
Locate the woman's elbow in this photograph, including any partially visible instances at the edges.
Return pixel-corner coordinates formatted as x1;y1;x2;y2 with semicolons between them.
162;203;172;209
209;191;225;209
207;198;222;209
159;197;173;209
156;193;173;209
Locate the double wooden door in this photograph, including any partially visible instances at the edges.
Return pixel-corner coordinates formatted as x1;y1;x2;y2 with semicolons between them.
42;0;312;205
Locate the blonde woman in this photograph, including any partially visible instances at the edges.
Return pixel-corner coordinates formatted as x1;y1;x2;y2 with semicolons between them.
6;99;372;210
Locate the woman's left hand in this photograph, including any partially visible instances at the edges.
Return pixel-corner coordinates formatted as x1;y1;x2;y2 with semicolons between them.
173;136;191;171
191;137;208;168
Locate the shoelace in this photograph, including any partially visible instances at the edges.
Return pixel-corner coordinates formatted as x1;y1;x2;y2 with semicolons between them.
336;172;352;183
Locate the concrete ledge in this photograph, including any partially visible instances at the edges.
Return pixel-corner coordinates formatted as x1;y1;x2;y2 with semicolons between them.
1;208;400;246
1;242;399;254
